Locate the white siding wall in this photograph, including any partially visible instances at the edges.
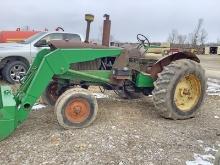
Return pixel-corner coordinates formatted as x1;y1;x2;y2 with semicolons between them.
218;46;220;54
205;47;210;54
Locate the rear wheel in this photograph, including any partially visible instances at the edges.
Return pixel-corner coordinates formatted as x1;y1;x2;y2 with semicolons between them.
152;59;207;119
55;88;98;129
2;60;28;84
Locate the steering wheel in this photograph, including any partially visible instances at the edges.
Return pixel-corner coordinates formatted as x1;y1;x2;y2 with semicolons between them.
137;34;150;52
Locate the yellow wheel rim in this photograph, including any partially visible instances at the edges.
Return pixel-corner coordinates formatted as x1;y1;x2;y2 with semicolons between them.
174;74;201;112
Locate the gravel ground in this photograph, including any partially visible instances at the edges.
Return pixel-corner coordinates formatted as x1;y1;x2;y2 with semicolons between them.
0;91;219;165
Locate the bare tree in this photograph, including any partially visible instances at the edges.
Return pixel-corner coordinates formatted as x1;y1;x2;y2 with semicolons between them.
167;29;178;44
167;18;208;52
177;34;187;45
199;29;208;45
167;29;187;46
192;18;203;46
190;18;208;46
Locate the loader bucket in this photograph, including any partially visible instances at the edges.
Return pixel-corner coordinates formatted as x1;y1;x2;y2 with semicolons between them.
0;86;17;141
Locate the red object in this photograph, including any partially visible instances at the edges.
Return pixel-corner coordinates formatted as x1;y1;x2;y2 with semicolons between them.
0;31;38;43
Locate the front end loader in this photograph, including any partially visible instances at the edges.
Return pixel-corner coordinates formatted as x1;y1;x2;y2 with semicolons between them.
0;15;207;141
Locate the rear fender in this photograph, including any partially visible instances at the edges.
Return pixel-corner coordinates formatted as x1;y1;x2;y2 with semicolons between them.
150;51;200;79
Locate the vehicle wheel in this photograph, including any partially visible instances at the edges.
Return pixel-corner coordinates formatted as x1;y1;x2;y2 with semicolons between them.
42;81;60;106
42;81;72;106
152;59;207;119
55;88;98;129
215;149;220;165
2;60;28;84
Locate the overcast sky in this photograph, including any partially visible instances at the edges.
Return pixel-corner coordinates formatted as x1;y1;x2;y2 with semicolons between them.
0;0;219;42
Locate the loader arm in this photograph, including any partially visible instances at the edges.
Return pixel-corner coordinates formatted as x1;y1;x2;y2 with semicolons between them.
0;47;121;141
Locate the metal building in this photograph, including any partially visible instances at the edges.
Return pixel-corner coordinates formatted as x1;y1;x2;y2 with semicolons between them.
205;46;220;55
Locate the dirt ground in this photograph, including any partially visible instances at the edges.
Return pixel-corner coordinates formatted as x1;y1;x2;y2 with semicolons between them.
0;55;220;165
199;55;220;79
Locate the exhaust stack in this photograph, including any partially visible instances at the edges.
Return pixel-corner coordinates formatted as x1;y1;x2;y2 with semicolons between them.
102;14;111;47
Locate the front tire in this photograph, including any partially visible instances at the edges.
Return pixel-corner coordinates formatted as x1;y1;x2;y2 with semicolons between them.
55;88;98;129
152;59;207;119
2;60;28;84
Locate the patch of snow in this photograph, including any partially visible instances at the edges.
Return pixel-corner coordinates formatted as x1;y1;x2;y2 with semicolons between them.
204;147;218;153
186;153;214;165
32;103;47;110
186;144;218;165
93;92;109;98
118;161;124;165
111;126;116;129
208;78;220;83
214;116;219;119
199;154;215;160
207;78;220;96
197;140;204;144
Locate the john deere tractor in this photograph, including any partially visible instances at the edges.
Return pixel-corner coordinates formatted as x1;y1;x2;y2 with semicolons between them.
0;14;207;141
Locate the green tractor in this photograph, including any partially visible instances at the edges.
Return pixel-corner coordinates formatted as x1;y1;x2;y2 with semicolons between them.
0;15;207;141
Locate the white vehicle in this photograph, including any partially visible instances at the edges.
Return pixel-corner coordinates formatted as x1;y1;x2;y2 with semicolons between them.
0;31;82;83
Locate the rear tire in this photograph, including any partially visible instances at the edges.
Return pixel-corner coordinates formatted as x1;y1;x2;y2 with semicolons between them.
55;88;98;129
152;59;207;119
2;60;28;84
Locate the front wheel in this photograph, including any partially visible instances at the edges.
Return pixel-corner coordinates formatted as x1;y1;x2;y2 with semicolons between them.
152;59;207;119
55;88;98;129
